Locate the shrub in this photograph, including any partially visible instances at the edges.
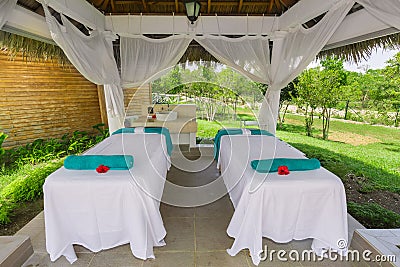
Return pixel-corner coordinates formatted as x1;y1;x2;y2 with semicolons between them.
0;133;7;156
2;160;64;202
0;124;109;224
347;201;400;229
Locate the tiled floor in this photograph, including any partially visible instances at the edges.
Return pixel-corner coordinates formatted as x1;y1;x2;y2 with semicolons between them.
20;151;371;266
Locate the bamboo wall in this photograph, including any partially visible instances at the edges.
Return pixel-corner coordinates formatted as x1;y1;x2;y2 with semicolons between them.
0;51;102;148
124;84;152;116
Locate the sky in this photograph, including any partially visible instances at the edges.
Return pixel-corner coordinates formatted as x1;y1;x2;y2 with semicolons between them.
308;47;399;73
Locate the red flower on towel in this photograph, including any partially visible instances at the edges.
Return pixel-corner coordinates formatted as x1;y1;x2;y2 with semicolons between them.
278;165;290;175
96;164;110;173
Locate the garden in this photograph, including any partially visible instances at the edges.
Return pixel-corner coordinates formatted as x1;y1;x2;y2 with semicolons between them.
0;124;108;234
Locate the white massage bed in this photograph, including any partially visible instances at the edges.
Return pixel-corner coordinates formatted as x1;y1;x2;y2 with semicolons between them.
43;133;171;263
217;135;348;265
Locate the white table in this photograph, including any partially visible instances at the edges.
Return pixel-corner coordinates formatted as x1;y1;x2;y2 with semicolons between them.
218;135;348;265
44;133;171;263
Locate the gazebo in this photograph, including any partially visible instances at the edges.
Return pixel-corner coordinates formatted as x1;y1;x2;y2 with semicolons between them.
1;0;400;266
2;0;400;135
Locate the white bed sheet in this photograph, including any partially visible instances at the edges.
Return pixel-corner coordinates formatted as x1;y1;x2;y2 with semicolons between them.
44;133;171;263
218;135;348;265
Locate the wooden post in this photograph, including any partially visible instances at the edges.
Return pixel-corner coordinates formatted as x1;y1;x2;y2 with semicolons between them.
97;85;108;127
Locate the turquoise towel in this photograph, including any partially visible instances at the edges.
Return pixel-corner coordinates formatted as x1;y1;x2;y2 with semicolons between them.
250;158;321;173
64;155;134;170
112;127;173;156
213;128;274;160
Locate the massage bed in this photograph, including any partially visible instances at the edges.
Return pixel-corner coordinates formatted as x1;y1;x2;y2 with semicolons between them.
43;129;171;263
217;132;348;265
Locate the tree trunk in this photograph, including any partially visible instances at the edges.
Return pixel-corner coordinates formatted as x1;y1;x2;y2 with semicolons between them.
344;100;350;120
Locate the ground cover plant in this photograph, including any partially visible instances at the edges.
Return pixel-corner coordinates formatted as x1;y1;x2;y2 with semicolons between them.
0;124;108;226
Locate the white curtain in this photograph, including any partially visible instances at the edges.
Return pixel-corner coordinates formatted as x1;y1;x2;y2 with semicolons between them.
0;0;17;29
357;0;400;30
195;35;270;84
120;35;192;88
258;0;354;134
41;3;124;134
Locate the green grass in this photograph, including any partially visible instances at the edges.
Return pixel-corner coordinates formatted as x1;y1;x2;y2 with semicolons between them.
0;159;63;224
277;114;400;193
197;119;241;139
347;202;400;228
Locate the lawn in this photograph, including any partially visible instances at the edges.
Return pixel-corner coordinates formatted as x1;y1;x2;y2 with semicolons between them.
277;114;400;193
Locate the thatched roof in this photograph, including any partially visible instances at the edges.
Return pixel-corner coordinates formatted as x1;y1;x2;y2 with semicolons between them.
318;33;400;64
4;1;400;66
81;0;299;16
0;31;70;65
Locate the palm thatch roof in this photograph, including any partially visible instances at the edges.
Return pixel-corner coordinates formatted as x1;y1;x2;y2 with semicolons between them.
0;31;70;65
318;33;400;64
4;0;400;66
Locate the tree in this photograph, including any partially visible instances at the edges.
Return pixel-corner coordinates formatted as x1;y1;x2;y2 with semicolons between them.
278;78;298;126
383;52;400;126
295;68;320;137
319;57;347;139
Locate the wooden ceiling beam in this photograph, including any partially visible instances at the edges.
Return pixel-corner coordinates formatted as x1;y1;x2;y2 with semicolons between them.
274;0;281;13
268;0;274;12
207;0;211;14
279;0;288;9
110;0;115;12
114;1;269;6
142;0;148;12
238;0;243;13
101;0;110;10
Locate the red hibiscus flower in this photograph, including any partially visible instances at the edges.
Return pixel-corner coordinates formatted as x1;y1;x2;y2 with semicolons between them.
96;164;110;173
277;165;290;175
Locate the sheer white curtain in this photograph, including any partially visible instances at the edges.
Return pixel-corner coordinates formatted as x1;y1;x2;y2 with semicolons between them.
195;35;270;84
357;0;400;29
0;0;17;29
41;3;124;133
120;35;192;88
259;0;354;134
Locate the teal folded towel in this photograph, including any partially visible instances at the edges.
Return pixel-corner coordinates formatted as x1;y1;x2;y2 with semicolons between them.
250;158;321;173
64;155;134;170
112;127;173;156
213;128;274;160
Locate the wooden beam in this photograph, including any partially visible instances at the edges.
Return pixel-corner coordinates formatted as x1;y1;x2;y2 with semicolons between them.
279;0;288;9
274;0;281;13
97;85;109;127
175;0;179;13
142;0;148;12
110;0;115;12
115;0;269;7
238;0;243;13
268;0;274;12
207;0;211;14
101;0;110;10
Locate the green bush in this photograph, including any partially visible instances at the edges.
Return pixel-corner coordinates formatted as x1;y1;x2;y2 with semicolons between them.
0;160;63;224
0;124;109;169
347;201;400;229
0;132;7;157
2;160;63;202
0;124;109;224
